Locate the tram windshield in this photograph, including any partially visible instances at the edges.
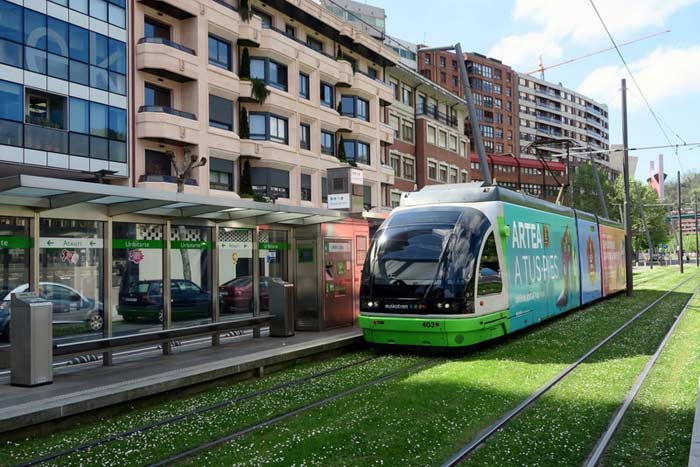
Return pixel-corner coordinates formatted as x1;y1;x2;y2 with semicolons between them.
361;206;492;314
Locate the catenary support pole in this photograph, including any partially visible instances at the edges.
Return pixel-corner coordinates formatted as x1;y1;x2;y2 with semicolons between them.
588;152;609;218
695;193;699;267
678;170;684;273
455;43;492;185
621;78;634;295
567;145;572;207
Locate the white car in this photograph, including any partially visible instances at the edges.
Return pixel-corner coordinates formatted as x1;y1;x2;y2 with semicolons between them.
0;282;104;338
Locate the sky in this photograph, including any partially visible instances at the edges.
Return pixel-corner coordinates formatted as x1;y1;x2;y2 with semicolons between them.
370;0;700;182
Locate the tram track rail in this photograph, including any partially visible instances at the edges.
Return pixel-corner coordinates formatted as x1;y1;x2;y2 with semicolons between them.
146;357;441;466
14;354;386;467
441;272;699;467
583;284;700;467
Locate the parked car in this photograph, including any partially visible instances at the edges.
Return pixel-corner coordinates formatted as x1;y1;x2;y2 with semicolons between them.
117;279;212;323
0;282;103;339
219;276;269;313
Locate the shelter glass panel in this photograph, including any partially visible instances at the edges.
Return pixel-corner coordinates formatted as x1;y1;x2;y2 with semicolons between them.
258;230;288;313
170;225;212;327
0;217;31;352
218;228;254;318
39;219;104;344
112;223;164;336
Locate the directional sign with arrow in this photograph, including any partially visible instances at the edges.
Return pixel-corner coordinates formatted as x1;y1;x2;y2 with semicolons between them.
40;238;104;249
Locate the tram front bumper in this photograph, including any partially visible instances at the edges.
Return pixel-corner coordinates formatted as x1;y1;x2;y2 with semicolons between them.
359;312;509;347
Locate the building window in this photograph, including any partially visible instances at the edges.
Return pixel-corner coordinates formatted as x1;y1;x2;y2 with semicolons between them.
461;170;469;183
402;158;415;181
449;135;458;152
367;67;378;79
438;130;447;148
0;80;23;147
322;176;328;203
251;167;290;199
307;36;324;53
25;89;67;130
250;57;288;91
209;94;233;131
389;79;400;100
208;35;231;71
424;53;431;64
363;184;372;210
299;72;310;99
480;125;494;138
389;114;400;138
402;121;414;142
249;112;288;144
320;81;334;108
428;160;437;180
440;56;446;68
321;130;335;155
343;139;371;165
209;157;234;191
440;71;446;83
340;95;369;122
439;164;448;183
452;76;458;86
285;24;295;38
449;167;458;183
144;83;171;107
427;125;436;145
390;154;400;176
144;17;170;40
401;87;412;107
252;8;273;27
390;191;401;208
145;150;171;176
301;173;311;201
300;123;310;150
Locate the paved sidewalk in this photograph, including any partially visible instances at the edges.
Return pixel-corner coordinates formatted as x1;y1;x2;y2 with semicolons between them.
0;327;363;434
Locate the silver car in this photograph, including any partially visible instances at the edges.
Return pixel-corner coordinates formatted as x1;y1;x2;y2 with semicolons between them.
0;282;104;338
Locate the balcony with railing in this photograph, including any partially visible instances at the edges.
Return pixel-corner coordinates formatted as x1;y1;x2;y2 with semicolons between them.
136;106;199;146
136;37;199;82
416;103;458;128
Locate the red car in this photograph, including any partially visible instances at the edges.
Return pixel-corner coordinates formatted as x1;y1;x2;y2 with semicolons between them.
219;277;269;313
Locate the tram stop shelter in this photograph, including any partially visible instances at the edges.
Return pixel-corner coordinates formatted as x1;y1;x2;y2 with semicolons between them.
0;174;369;368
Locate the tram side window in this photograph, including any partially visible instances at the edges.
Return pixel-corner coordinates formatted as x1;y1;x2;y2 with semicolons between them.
477;233;502;296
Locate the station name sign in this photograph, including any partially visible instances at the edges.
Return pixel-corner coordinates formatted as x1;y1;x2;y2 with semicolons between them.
41;238;103;248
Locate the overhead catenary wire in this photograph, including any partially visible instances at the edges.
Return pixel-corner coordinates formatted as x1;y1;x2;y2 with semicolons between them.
588;0;686;173
567;141;700;157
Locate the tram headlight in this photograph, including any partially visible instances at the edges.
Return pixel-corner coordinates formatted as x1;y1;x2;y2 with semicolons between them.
367;301;374;308
444;303;451;309
437;303;443;309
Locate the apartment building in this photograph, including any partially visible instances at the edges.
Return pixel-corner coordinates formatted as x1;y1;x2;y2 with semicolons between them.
132;0;397;211
417;50;519;158
518;73;611;170
319;0;385;40
384;63;470;208
0;0;128;180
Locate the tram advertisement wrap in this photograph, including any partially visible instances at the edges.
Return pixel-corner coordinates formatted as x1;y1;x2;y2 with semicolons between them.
600;224;626;295
503;204;580;332
576;218;602;304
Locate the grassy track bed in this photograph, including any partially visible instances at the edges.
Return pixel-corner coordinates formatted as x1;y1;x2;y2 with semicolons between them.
0;351;425;466
601;286;700;466
465;273;700;466
180;271;689;466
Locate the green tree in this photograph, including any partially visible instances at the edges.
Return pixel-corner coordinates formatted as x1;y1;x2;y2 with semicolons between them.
570;162;614;217
609;178;670;251
664;170;700;207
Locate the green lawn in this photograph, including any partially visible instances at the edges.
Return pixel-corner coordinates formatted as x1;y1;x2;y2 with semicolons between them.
601;287;700;466
182;270;693;466
0;268;689;467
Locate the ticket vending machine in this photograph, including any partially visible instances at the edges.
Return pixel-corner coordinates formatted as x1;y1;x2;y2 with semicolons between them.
293;219;369;331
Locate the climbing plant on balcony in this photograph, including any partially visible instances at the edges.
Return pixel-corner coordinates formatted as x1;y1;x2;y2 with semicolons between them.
240;159;253;198
240;47;251;79
251;78;270;104
337;136;348;163
239;107;249;139
240;0;253;21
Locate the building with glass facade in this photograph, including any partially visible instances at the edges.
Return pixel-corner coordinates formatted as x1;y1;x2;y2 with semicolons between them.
0;0;128;179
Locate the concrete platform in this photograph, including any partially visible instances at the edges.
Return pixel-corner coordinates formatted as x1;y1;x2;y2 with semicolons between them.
0;327;364;434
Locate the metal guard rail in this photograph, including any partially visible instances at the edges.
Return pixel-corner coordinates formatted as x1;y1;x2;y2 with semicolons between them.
53;314;273;357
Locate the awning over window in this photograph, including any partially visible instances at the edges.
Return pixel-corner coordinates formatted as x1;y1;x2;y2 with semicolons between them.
0;175;348;226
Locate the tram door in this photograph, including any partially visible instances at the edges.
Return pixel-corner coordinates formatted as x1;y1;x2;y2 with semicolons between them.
322;239;353;328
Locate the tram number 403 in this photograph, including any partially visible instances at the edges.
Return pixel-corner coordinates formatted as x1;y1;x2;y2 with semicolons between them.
422;321;440;328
